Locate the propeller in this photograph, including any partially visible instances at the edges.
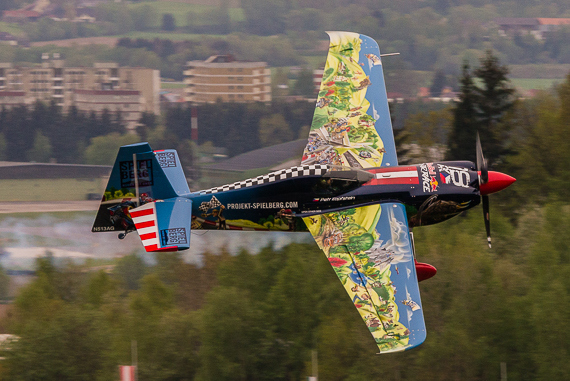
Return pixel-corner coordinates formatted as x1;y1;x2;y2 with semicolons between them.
476;132;491;248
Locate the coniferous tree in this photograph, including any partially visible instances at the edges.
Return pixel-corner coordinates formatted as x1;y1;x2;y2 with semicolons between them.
429;69;447;98
446;52;515;165
446;62;479;162
162;13;176;31
473;50;516;164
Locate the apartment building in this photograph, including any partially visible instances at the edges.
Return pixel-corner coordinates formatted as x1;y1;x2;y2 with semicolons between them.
0;59;160;129
184;55;271;103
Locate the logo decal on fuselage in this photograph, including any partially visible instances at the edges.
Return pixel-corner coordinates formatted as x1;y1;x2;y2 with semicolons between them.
420;163;438;192
437;164;470;188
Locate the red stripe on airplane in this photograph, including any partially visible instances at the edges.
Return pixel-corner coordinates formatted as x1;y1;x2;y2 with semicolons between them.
130;208;154;218
155;246;179;252
145;244;159;251
139;232;157;240
135;220;155;229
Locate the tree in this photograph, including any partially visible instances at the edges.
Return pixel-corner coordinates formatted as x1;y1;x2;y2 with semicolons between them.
472;50;516;163
0;132;8;161
162;13;176;32
446;62;479;162
507;74;570;203
446;52;515;165
114;254;146;291
241;0;287;35
292;68;316;98
84;133;139;165
26;130;52;162
131;4;158;31
429;69;447;97
258;114;293;147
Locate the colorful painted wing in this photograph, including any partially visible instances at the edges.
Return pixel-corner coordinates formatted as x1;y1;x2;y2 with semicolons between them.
303;203;426;353
302;31;397;169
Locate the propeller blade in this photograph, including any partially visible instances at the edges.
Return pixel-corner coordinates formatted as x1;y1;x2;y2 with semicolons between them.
482;195;491;248
476;132;488;184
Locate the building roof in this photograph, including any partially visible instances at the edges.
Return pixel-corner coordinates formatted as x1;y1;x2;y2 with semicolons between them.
2;10;40;18
537;18;570;25
0;91;25;97
188;55;267;69
494;17;539;26
0;162;111;179
74;89;140;96
0;32;16;41
206;139;307;172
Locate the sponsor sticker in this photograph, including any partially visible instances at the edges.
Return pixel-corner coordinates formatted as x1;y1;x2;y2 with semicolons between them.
226;201;299;210
420;163;438;192
156;152;177;168
160;228;188;246
120;159;153;188
437;164;470;188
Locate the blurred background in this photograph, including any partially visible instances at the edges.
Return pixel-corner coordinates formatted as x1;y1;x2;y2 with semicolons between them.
0;0;569;379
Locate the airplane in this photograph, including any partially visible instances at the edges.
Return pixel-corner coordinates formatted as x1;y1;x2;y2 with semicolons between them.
92;32;515;353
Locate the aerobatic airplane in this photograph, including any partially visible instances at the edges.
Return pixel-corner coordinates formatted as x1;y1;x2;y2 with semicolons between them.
92;32;515;353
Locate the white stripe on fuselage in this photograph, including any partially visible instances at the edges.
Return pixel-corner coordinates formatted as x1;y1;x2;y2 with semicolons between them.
375;170;418;179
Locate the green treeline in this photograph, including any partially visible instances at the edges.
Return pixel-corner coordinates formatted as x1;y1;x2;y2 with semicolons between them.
0;100;315;164
1;204;570;380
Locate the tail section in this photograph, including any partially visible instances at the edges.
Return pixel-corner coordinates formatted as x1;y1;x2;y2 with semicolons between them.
92;142;190;236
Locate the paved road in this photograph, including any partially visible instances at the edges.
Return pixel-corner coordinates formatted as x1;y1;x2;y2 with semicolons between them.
0;201;100;214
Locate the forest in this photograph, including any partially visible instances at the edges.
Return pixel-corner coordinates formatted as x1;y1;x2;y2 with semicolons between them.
0;203;569;380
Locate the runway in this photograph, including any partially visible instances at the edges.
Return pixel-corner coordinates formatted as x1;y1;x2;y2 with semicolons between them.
0;201;100;214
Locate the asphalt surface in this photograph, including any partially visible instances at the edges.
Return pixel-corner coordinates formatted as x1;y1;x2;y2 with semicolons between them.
0;201;100;214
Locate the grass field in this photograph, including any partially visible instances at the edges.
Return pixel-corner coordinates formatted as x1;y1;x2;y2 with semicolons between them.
113;31;223;40
128;1;245;28
0;21;24;37
0;179;104;202
510;78;562;91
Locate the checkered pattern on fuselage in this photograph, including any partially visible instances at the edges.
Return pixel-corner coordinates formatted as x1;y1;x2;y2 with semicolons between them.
195;165;329;195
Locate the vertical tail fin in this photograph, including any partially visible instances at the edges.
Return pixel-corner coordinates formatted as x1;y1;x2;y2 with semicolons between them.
92;142;190;234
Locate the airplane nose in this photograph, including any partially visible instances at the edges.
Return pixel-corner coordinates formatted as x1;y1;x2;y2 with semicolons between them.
479;171;516;195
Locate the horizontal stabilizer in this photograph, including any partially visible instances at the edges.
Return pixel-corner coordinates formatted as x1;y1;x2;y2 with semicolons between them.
130;198;192;252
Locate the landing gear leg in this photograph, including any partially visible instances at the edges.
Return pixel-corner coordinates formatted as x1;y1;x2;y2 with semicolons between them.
118;227;136;240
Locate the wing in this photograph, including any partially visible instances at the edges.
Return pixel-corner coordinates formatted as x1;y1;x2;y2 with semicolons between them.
303;203;426;353
302;31;397;169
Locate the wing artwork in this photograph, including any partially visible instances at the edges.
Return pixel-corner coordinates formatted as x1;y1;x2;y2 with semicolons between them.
302;31;397;169
303;32;426;352
305;203;425;353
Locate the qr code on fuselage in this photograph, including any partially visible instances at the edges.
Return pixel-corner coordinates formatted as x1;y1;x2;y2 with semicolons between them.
156;152;177;168
160;228;187;246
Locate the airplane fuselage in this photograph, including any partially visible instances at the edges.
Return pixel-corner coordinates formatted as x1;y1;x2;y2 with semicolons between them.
188;161;481;231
